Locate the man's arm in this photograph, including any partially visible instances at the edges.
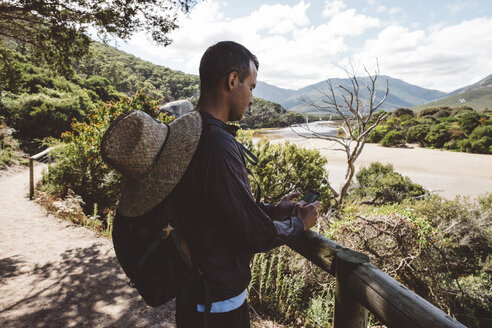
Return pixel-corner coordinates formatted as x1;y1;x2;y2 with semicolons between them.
205;134;318;253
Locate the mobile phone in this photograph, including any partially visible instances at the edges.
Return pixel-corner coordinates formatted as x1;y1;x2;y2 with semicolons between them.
301;190;320;204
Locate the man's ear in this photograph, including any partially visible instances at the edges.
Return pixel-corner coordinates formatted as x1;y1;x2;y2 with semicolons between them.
227;71;239;91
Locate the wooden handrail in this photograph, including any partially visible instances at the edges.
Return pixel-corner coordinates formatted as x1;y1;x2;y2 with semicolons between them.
288;230;467;328
29;147;57;200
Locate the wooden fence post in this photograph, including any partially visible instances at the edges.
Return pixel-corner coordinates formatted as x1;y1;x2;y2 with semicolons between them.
29;157;34;200
334;248;370;328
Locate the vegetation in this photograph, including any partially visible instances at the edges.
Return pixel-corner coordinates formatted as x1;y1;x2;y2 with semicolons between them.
349;162;426;204
1;13;488;327
0;41;304;156
0;0;196;74
36;95;490;327
246;155;490;327
42;92;173;216
368;106;492;154
0;117;25;168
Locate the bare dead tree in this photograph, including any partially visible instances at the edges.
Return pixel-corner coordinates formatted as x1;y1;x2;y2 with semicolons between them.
297;63;389;205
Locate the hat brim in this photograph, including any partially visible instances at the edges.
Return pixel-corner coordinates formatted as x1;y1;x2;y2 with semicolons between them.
117;110;202;217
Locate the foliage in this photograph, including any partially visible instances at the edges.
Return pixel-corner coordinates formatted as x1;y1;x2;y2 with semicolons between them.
0;117;26;169
237;130;332;210
249;246;336;327
367;124;389;143
332;194;492;328
434;108;451;118
457;110;482;135
0;0;196;74
406;124;430;145
425;122;452;148
392;107;414;117
43;92;173;215
240;97;309;128
381;129;406;147
467;125;492;154
350;162;426;204
77;43;200;102
418;107;443;117
0;46;25;93
251;191;491;327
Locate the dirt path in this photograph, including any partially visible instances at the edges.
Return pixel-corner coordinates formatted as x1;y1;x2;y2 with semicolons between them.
0;164;175;327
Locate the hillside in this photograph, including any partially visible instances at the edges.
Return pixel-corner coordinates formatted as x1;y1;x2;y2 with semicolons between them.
0;41;301;149
413;74;492;112
255;76;447;114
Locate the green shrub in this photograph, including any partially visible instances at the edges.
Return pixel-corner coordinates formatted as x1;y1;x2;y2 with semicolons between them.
350;162;426;204
400;118;419;128
367;124;389;143
450;106;474;117
237;131;332;210
43;91;172;215
392;107;414;117
418;107;442;117
434;109;450;118
467;125;492;154
84;75;121;103
425;123;452;148
458;110;482;135
418;116;439;125
381;130;406;147
406;124;430;144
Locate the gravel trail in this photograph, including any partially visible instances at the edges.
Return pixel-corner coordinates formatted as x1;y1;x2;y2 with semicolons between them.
0;165;176;327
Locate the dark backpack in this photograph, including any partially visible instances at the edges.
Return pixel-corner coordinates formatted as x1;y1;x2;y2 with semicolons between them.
110;137;259;308
111;197;192;307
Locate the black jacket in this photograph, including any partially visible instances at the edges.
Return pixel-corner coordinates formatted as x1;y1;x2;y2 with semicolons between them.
171;110;304;302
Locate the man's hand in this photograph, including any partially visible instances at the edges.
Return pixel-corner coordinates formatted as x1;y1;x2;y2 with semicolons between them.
292;200;320;231
271;192;301;220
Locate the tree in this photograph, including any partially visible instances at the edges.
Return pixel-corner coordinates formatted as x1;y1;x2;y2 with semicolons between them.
302;64;389;205
0;0;196;74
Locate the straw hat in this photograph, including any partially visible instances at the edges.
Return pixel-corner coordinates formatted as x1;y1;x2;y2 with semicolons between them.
100;110;202;217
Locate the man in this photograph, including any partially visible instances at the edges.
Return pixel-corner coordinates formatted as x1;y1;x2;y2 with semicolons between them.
102;41;320;328
171;41;320;327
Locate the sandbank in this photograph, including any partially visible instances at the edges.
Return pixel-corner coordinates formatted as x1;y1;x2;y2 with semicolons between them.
255;135;492;199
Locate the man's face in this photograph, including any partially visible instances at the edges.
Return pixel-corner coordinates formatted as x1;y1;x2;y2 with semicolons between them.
229;60;257;121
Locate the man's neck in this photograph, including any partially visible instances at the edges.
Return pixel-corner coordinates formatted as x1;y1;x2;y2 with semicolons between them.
196;94;229;123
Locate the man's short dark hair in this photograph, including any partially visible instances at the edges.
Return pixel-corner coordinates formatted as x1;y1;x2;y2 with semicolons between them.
199;41;259;93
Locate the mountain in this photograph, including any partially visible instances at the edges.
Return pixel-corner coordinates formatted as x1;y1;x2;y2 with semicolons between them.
255;76;447;114
254;81;296;105
413;74;492;112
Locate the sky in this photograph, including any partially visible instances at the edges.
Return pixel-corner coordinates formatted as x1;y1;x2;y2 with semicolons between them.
115;0;492;92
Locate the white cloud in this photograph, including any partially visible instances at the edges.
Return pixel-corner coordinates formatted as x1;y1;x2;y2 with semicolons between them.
357;18;492;91
323;0;347;17
327;9;379;36
117;1;491;92
121;0;381;89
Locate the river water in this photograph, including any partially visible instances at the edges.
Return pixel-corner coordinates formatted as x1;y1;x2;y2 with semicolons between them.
254;121;339;139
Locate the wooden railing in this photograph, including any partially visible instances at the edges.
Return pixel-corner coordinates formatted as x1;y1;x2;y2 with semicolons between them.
287;231;467;328
29;147;56;200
